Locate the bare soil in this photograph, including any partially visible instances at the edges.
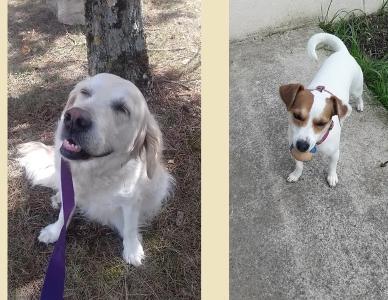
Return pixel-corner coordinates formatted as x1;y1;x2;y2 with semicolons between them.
354;12;388;59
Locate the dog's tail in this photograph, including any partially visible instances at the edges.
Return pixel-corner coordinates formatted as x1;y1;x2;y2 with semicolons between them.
17;142;58;189
307;33;349;61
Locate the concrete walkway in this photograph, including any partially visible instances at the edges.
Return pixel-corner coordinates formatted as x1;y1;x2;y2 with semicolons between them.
230;26;388;299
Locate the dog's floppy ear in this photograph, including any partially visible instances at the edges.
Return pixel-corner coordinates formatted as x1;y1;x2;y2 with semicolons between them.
131;125;147;159
279;83;304;110
131;114;162;179
144;115;162;179
329;95;351;122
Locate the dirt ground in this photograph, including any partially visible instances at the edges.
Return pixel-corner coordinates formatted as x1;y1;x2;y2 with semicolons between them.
357;10;388;59
8;0;200;298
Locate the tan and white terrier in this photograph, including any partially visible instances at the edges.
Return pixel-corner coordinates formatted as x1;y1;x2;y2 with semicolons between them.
279;33;364;187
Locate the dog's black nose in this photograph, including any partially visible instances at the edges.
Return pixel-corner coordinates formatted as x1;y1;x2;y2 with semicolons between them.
64;107;92;132
296;140;310;152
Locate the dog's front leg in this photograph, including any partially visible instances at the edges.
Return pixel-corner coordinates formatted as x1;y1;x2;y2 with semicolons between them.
121;204;144;266
327;149;339;187
287;160;304;182
38;195;74;244
38;201;64;244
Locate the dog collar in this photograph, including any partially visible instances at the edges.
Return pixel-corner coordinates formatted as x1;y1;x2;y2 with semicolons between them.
309;85;335;96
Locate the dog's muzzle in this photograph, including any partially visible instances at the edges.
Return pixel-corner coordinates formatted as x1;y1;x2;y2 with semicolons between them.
60;107;95;160
64;107;92;133
296;140;310;152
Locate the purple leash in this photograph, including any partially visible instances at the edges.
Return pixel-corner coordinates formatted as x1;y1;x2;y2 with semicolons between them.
40;158;75;300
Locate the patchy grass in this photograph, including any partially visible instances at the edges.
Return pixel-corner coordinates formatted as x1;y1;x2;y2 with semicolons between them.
8;0;200;298
319;0;388;109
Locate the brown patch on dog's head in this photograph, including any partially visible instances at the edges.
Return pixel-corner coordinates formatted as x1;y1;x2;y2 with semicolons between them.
329;95;349;120
279;84;314;127
311;95;350;133
312;98;334;133
279;83;305;110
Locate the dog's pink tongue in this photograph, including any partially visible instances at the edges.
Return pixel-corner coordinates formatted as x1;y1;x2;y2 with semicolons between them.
63;139;81;153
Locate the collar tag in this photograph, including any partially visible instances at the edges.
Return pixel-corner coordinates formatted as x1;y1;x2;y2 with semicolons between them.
316;85;325;92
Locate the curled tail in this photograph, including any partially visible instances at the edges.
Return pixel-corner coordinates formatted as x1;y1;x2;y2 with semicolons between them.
307;33;349;61
18;142;58;189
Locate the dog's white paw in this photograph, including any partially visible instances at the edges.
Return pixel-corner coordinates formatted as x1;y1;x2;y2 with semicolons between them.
356;102;364;112
50;193;61;209
38;223;61;244
327;173;338;187
123;239;144;267
287;171;301;182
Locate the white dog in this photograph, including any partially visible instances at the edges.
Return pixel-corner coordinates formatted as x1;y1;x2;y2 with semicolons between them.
279;33;364;187
18;73;173;266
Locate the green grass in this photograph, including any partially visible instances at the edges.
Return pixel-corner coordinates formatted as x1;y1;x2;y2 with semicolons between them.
319;0;388;109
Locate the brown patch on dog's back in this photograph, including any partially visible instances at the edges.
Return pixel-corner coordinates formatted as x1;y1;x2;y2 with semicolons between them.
289;90;314;127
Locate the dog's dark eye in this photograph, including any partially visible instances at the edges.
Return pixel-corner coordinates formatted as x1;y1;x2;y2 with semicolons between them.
112;102;130;115
80;88;91;96
293;113;303;121
315;121;327;127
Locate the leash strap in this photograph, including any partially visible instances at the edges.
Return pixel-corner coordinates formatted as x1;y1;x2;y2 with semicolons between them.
40;159;75;300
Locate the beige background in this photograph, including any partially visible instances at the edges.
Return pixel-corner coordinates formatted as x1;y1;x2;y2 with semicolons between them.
202;0;229;298
230;0;384;40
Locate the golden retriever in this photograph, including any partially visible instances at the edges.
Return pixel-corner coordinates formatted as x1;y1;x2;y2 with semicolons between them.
18;73;173;266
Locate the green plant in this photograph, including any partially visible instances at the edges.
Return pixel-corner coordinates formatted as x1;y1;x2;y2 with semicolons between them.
319;0;388;109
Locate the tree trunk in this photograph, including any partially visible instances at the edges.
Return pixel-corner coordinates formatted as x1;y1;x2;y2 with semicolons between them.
85;0;151;90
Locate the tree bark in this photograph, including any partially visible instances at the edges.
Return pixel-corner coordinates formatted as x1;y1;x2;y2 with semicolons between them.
85;0;151;90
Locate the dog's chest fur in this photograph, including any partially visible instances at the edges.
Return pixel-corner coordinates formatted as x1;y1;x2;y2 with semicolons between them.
68;158;145;225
